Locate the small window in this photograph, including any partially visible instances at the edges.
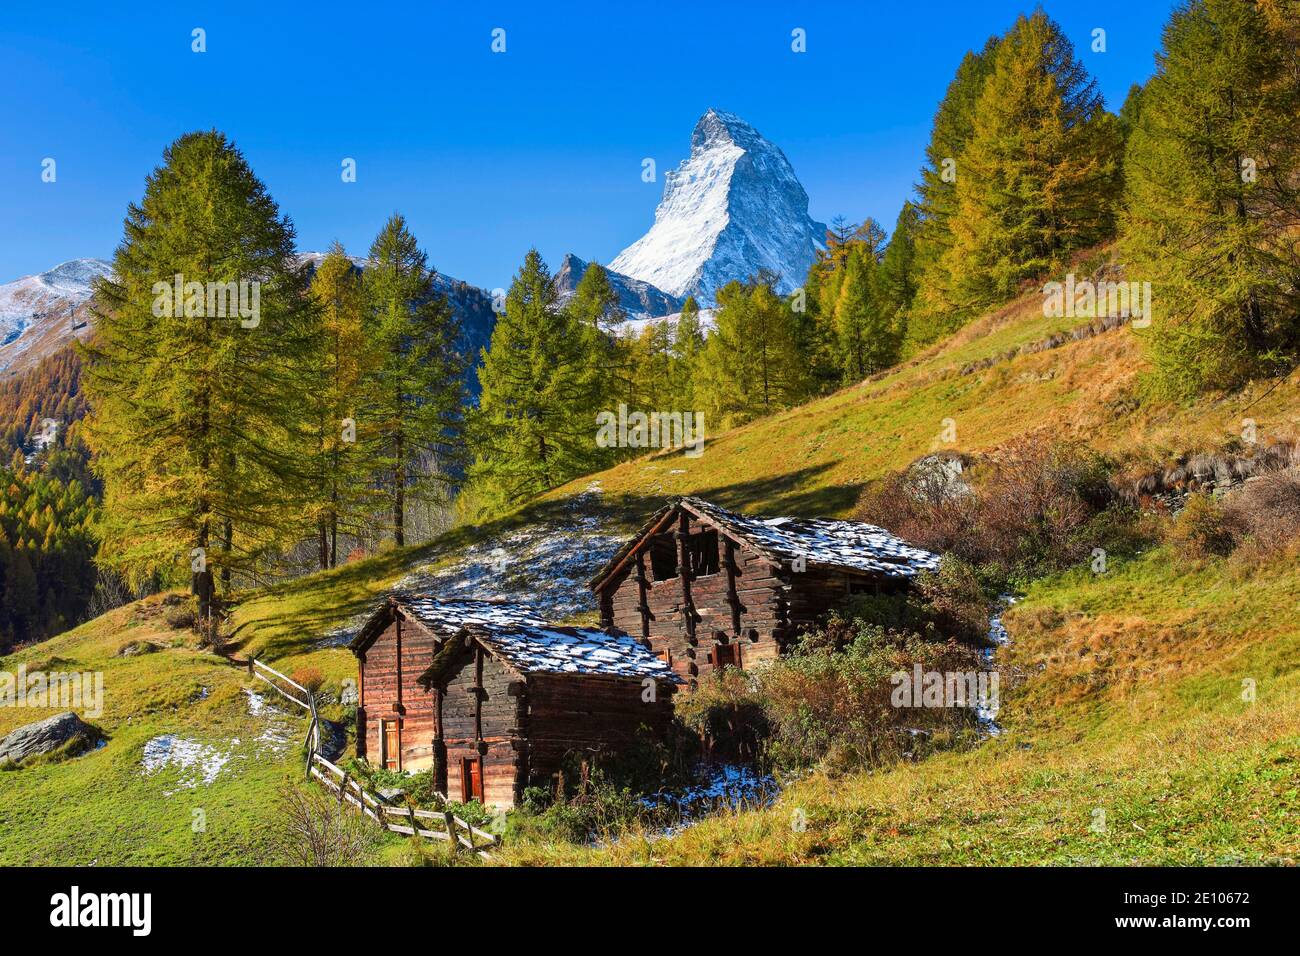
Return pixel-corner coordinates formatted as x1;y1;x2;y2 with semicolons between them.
713;642;741;670
686;529;720;577
649;534;678;581
461;757;483;802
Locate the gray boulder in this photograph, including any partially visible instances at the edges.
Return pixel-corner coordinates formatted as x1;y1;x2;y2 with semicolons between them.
0;711;101;765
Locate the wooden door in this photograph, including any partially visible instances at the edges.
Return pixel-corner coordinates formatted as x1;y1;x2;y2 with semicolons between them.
382;720;400;771
462;757;483;802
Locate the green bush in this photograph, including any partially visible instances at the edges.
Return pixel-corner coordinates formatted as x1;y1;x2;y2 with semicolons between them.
506;767;669;844
756;624;985;773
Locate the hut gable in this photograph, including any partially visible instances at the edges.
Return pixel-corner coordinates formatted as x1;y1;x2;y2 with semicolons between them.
347;599;442;772
588;497;941;688
351;595;678;809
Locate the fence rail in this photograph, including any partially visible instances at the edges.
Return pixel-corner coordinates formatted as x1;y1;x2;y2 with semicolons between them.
308;751;498;859
231;651;497;859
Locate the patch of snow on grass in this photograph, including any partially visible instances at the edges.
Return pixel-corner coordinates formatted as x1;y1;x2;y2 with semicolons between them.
140;735;233;794
644;764;780;829
243;688;297;753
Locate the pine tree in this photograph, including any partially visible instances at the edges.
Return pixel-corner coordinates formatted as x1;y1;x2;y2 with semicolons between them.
307;243;376;567
669;296;705;411
943;12;1121;313
910;36;1001;341
361;215;466;548
1122;0;1300;395
468;250;599;512
696;275;809;427
81;130;315;613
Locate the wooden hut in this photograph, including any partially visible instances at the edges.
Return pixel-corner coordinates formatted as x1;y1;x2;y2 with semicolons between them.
588;496;941;688
350;595;679;808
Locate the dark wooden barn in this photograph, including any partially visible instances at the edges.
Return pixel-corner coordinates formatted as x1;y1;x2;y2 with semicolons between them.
350;595;679;808
588;497;941;688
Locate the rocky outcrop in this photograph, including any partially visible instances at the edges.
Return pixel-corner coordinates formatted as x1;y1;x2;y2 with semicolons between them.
552;253;682;322
0;711;102;766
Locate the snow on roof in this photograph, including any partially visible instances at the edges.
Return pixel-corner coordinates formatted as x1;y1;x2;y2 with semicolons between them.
588;497;942;589
390;595;680;683
683;497;941;578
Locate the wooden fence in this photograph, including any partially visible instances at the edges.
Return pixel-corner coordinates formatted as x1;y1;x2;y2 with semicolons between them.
233;654;499;859
308;751;499;859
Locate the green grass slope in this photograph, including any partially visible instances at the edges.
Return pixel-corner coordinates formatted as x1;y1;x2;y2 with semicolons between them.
3;255;1297;865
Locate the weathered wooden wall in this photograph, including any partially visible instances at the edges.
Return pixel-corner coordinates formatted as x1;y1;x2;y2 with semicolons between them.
600;510;786;687
356;614;438;771
438;645;524;809
522;673;676;789
598;506;907;688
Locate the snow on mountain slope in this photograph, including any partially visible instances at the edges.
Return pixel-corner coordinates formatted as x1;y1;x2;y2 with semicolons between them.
0;254;497;390
610;109;827;306
552;253;682;322
0;259;110;376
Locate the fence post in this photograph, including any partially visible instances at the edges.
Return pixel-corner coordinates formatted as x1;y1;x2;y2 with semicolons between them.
247;655;255;678
443;810;461;854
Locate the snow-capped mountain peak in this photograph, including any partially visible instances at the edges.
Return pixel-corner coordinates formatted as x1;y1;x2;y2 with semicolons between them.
610;109;827;305
0;258;111;374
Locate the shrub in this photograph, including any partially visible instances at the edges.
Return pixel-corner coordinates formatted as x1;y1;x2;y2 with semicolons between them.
857;440;1149;582
290;667;325;695
270;783;379;866
756;624;985;773
1169;493;1240;558
508;768;667;844
673;667;770;764
1222;467;1300;558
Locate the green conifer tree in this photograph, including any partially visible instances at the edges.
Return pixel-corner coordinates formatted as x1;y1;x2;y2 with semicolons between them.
307;243;376;567
82;131;315;612
468;250;599;511
1122;0;1300;394
943;12;1121;313
361;216;466;548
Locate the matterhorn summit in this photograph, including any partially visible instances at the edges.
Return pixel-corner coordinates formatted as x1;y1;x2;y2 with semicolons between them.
610;109;827;306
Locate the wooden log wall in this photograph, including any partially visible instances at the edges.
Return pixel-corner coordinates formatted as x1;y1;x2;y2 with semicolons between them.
357;614;439;770
599;506;909;687
438;644;523;809
602;509;786;687
522;673;676;787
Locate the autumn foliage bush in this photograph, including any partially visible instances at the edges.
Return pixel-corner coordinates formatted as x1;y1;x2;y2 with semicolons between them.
856;440;1144;585
678;621;988;775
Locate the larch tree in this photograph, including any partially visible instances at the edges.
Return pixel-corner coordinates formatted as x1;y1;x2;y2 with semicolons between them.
469;250;599;512
307;243;376;567
361;215;466;548
910;36;1001;343
1122;0;1300;395
696;275;809;427
832;245;898;382
82;130;316;617
562;261;623;462
669;296;705;411
943;12;1122;313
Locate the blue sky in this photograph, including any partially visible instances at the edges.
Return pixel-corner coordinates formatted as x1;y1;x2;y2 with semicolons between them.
0;0;1176;290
